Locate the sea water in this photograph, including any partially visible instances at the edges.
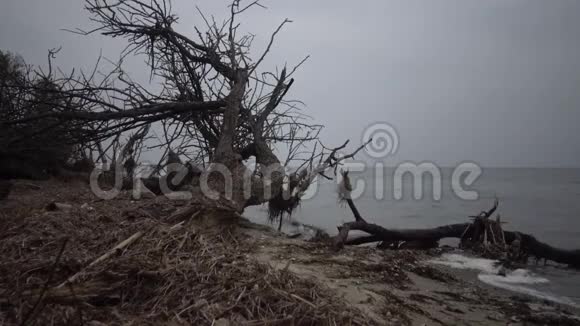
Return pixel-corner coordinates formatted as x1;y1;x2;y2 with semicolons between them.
246;168;580;307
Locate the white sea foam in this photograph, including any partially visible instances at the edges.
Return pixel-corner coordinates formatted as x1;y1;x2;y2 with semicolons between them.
488;268;549;285
478;274;578;307
429;253;578;308
429;253;498;274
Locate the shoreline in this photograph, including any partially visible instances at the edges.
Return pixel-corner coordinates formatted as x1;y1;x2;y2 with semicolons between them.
1;179;579;325
249;225;580;325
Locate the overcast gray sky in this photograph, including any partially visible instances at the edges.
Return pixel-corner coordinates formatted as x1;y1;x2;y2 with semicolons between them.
1;0;579;167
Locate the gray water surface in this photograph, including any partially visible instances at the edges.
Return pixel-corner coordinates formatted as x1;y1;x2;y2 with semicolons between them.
246;167;580;306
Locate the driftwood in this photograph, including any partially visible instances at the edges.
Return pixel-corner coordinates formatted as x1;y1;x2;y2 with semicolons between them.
14;217;196;309
335;220;580;268
20;239;68;325
335;222;467;249
56;230;145;289
332;174;580;268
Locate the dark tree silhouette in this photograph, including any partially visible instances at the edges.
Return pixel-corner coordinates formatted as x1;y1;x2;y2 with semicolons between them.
2;1;368;219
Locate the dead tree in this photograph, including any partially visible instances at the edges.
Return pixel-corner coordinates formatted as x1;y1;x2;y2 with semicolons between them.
0;51;70;179
2;0;366;220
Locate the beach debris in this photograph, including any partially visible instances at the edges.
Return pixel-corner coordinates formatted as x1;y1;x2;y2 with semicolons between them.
56;230;145;289
80;202;94;211
131;179;156;200
330;174;580;269
165;191;192;201
13;182;41;190
1;192;369;325
45;202;73;211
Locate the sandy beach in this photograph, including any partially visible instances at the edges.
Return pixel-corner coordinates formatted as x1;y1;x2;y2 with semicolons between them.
2;179;579;325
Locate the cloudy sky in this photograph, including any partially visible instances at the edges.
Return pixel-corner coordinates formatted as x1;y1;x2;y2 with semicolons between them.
1;0;579;167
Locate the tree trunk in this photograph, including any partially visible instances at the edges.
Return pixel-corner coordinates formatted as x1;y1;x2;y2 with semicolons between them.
334;221;580;268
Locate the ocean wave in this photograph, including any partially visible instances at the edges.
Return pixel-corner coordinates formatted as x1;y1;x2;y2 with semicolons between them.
429;253;578;308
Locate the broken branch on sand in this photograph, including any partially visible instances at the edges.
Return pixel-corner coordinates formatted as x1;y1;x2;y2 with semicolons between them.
56;230;145;289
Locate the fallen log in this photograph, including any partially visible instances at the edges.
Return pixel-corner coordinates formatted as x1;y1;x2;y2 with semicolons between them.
332;172;580;268
334;220;580;268
335;221;467;249
504;232;580;268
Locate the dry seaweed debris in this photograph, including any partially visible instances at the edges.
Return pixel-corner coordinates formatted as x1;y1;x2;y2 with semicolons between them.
261;241;427;290
0;199;370;325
